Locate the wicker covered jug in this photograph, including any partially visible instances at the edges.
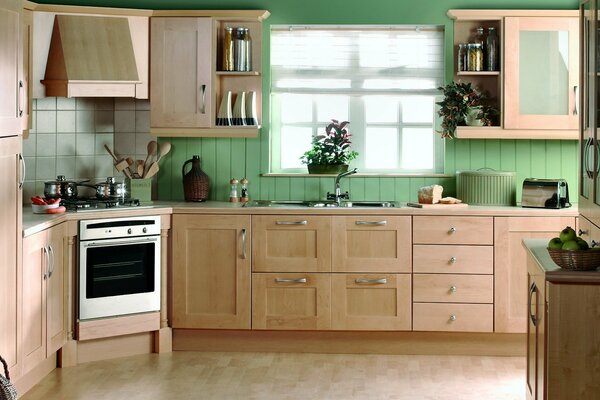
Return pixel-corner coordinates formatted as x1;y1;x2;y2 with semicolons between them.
0;356;17;400
182;155;209;202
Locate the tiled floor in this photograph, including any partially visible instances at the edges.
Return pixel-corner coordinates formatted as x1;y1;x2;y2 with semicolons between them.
21;352;525;400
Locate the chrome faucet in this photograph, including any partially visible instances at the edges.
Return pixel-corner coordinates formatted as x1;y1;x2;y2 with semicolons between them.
327;168;358;206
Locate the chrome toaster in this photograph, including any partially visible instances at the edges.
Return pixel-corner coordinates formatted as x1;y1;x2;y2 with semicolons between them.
521;178;571;209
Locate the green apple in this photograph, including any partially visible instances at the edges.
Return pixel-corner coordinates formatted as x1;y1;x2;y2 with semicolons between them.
559;226;577;243
547;237;564;250
562;240;580;251
576;238;590;250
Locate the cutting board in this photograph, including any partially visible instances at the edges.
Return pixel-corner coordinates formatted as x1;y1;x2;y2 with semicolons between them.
407;202;469;209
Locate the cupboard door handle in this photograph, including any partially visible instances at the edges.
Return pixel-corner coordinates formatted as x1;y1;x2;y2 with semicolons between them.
274;278;307;283
18;153;25;189
355;278;387;284
573;85;578;116
241;228;247;259
47;244;55;278
276;220;307;225
578;229;588;236
199;84;206;114
18;80;24;117
528;282;538;327
42;246;49;280
355;220;387;226
592;240;599;248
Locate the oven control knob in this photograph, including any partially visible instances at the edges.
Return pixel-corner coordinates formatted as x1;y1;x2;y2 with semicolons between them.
143;227;147;233
127;228;132;234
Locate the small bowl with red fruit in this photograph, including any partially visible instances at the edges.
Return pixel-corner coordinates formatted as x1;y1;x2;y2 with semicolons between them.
31;196;66;214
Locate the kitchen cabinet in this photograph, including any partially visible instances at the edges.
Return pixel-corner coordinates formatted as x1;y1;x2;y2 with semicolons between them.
0;0;23;136
21;6;32;134
150;11;269;138
448;10;579;139
252;215;331;273
413;216;494;333
171;214;251;329
494;216;575;333
0;136;23;380
22;222;66;375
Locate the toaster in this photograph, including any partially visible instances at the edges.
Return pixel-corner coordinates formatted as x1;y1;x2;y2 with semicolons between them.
521;178;571;209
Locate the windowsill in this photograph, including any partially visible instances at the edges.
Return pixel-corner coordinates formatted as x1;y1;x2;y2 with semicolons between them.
261;173;454;178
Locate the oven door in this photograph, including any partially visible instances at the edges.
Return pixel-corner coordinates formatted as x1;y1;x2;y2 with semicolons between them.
79;235;160;320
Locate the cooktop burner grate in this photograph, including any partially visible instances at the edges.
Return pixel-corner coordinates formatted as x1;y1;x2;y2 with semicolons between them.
60;197;141;211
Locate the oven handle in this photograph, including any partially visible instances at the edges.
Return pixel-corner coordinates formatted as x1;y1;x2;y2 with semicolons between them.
82;237;159;248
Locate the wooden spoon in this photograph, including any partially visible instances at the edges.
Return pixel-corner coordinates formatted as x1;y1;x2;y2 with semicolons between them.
144;162;160;179
156;141;171;163
136;160;145;177
143;141;158;170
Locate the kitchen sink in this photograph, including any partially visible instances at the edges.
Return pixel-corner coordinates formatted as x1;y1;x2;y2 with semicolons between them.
244;200;400;208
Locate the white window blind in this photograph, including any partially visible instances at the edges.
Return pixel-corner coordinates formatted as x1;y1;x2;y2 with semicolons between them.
270;25;445;173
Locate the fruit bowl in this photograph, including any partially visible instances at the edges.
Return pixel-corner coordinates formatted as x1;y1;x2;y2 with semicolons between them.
31;203;60;214
547;248;600;271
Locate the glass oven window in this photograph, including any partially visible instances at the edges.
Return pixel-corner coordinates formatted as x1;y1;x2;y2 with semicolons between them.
86;242;155;298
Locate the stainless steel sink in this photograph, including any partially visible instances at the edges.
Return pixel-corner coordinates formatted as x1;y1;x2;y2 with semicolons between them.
244;200;399;208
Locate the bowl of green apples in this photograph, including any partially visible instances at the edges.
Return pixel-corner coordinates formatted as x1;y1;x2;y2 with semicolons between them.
547;226;600;271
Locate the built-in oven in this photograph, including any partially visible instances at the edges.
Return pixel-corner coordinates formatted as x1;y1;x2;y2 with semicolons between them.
78;215;161;320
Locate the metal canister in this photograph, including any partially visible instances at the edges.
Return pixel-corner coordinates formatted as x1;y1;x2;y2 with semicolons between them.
468;43;483;72
223;27;234;71
234;27;246;71
243;28;252;72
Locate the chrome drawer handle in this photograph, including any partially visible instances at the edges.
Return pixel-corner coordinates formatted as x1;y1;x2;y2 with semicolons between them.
592;240;599;248
449;286;457;293
199;84;206;114
449;314;457;322
448;227;457;234
276;220;308;225
42;246;49;280
355;220;387;226
449;257;457;264
47;245;55;278
241;228;247;259
579;229;588;236
274;278;307;283
355;278;387;284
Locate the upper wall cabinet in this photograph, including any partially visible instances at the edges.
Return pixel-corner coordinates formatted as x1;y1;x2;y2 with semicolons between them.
150;10;269;138
448;10;579;140
0;0;23;137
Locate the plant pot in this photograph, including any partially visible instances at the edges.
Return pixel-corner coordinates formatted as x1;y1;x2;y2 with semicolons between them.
307;164;349;175
465;106;484;127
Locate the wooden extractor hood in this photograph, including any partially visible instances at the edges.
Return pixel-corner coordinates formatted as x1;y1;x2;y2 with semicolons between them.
42;15;141;97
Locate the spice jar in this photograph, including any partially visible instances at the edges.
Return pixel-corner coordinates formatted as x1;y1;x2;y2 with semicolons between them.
222;27;234;71
457;43;467;72
229;178;239;202
486;27;499;71
243;28;252;72
234;27;246;71
240;178;249;202
468;43;483;72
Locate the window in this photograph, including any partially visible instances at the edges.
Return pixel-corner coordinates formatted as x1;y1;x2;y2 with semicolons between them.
270;25;445;174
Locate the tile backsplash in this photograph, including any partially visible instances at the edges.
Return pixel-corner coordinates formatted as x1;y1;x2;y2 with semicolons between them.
23;97;153;203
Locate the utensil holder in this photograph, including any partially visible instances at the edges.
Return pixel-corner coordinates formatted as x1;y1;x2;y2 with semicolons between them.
127;178;152;204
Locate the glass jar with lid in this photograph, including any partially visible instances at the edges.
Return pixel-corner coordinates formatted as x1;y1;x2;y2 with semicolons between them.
468;43;484;72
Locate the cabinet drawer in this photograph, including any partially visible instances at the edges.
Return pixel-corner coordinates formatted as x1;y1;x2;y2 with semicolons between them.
331;274;411;330
413;274;493;303
413;216;493;245
252;273;331;330
252;215;331;272
332;216;411;273
413;303;493;332
413;245;493;274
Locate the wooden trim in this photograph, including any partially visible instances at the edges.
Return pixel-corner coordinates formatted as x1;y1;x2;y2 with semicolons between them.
29;3;153;16
151;10;270;20
173;329;525;356
454;126;578;140
41;80;138;98
13;355;56;396
447;9;579;20
151;127;260;138
76;332;154;364
76;312;160;341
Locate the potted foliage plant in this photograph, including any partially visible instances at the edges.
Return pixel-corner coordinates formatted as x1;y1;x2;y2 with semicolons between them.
300;119;359;174
436;81;498;139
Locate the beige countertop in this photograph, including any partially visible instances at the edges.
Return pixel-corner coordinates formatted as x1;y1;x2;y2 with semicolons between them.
23;201;578;237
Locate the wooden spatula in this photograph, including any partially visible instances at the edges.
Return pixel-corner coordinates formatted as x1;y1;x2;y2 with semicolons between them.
144;162;159;179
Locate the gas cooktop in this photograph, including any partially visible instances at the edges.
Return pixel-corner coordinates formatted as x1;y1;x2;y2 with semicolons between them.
60;197;151;212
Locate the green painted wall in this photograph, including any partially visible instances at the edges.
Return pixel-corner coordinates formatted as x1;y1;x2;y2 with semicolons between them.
39;0;580;203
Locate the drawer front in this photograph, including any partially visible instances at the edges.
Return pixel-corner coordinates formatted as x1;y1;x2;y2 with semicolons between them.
413;303;493;332
413;245;493;274
413;274;493;303
413;216;493;245
331;274;411;330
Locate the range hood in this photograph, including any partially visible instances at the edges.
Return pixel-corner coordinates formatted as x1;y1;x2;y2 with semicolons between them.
42;15;141;97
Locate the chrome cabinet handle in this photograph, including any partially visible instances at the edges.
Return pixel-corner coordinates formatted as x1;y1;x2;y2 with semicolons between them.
573;85;578;116
449;256;457;264
355;278;387;284
355;220;387;226
578;229;588;236
274;278;307;283
449;314;457;322
592;240;599;248
241;228;247;259
18;80;24;117
584;137;594;178
47;244;55;278
42;246;49;280
448;227;457;234
276;220;308;225
449;285;457;293
18;154;25;189
528;282;538;327
199;84;206;114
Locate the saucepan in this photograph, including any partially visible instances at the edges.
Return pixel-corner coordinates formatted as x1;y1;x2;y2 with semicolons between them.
44;175;89;199
80;177;128;201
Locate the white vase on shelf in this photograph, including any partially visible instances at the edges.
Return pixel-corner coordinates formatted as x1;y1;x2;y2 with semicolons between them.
232;92;247;126
216;91;233;126
245;91;258;126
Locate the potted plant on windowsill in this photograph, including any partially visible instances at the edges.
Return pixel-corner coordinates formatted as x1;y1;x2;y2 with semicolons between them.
300;119;359;174
436;81;498;139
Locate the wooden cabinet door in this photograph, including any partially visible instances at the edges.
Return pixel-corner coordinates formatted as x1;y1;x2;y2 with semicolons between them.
46;223;66;356
151;17;213;128
22;230;47;374
252;273;331;330
172;215;251;329
331;274;411;330
332;216;411;273
504;16;579;130
0;0;21;136
252;215;331;273
0;137;22;378
494;216;575;333
526;255;546;400
20;7;32;133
